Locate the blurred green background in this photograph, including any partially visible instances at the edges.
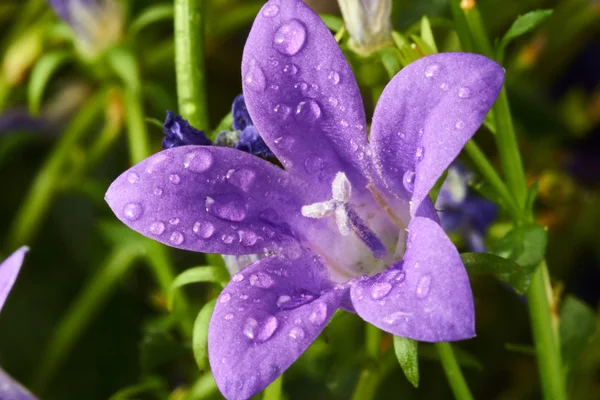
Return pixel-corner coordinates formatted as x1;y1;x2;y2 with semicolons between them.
0;0;599;399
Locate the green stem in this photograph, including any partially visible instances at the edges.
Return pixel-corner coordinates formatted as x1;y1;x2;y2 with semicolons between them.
366;323;381;358
464;140;521;220
174;0;209;129
7;91;106;249
435;342;473;400
124;87;151;164
34;246;140;391
263;375;283;400
527;261;566;400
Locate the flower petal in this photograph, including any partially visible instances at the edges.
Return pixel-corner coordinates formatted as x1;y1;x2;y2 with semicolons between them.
370;53;504;213
105;146;303;255
209;251;345;400
350;217;474;341
0;367;37;399
242;0;371;202
0;247;29;312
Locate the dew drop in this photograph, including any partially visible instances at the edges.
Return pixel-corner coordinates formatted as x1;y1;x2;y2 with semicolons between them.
293;81;308;92
169;231;184;245
205;194;247;222
249;272;274;288
289;327;305;340
340;119;349;127
327;97;338;106
262;4;279;17
327;71;340;85
416;275;432;299
283;64;298;75
244;60;266;92
226;168;256;192
169;174;180;184
295;99;321;124
458;86;472;98
193;220;215;239
415;146;425;162
169;217;179;225
127;172;139;184
403;170;416;193
277;295;291;307
243;317;258;339
123;203;142;220
238;230;258;246
257;316;278;341
154;188;163;196
308;302;327;325
273;19;307;56
232;273;244;282
273;104;291;120
304;154;323;175
221;234;235;244
145;152;169;174
224;313;234;320
455;120;465;129
220;293;231;303
370;281;392;300
424;64;440;78
149;221;165;235
184;149;213;173
270;84;279;91
382;311;410;325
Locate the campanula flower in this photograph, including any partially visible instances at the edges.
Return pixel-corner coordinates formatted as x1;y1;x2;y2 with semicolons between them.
104;1;503;398
436;162;498;252
338;0;393;54
162;111;212;150
0;247;28;312
47;0;123;57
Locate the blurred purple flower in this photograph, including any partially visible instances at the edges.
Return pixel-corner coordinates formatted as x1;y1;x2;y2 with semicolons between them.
0;247;28;312
162;111;211;150
104;1;503;398
338;0;393;54
436;162;498;252
0;368;37;400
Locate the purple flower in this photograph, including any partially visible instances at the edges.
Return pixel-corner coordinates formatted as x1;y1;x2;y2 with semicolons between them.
0;247;28;312
436;162;498;252
0;368;37;400
162;111;212;150
104;1;503;398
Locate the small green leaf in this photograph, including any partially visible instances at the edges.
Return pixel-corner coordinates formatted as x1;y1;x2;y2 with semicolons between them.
193;299;217;370
560;296;597;366
420;16;438;53
498;10;553;60
378;46;401;79
525;181;540;214
461;252;531;294
108;376;168;400
410;34;436;56
393;336;419;388
429;169;449;204
320;14;343;32
28;50;72;115
168;266;229;309
129;4;174;38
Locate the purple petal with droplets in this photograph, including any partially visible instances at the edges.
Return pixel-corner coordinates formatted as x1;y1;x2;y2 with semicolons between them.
350;217;474;342
370;53;504;214
0;247;28;312
105;146;303;255
209;251;345;400
242;0;372;203
0;368;37;400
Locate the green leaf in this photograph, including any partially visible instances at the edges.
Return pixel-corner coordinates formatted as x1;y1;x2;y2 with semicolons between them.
525;181;540;215
498;10;553;60
489;224;548;293
108;376;168;400
320;14;343;32
205;253;226;269
193;299;217;370
420;16;438;53
559;296;597;366
410;34;436;56
393;336;419;388
168;266;229;309
461;252;531;294
378;46;401;79
429;169;448;204
27;50;72;115
129;4;174;38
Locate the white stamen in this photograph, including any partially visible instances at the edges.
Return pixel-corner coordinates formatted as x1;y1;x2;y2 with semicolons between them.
332;172;352;203
335;206;351;236
301;200;336;218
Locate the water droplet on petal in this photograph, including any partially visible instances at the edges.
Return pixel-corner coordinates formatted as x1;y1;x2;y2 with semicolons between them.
146;152;169;174
273;19;307;56
440;82;449;91
327;97;338;106
295;99;321;125
415;146;425;162
169;231;184;245
257;316;278;341
262;4;279;17
205;194;247;222
340;119;349;127
293;81;308;92
308;302;327;325
224;313;234;320
289;327;305;340
403;170;416;193
232;273;244;282
416;275;432;299
304;154;323;175
249;272;274;288
154;188;163;196
127;172;139;184
424;64;440;78
277;295;291;307
382;311;410;325
273;104;291;120
370;281;392;300
123;203;143;220
220;293;231;303
149;221;165;235
243;317;258;339
169;174;180;184
283;64;298;75
221;234;235;244
458;87;471;98
184;149;213;173
278;291;315;311
226;168;256;192
455;120;465;129
327;71;340;85
238;230;258;246
169;217;179;225
193;221;215;239
244;61;266;92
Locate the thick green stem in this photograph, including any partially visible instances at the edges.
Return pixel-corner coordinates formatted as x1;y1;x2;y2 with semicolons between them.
7;91;105;249
366;323;382;358
174;0;209;129
435;342;473;400
527;261;566;400
124;87;151;164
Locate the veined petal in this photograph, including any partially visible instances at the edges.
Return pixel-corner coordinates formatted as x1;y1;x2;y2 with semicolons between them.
242;0;371;203
105;146;303;255
350;217;474;342
209;251;345;400
0;247;29;312
370;53;504;214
